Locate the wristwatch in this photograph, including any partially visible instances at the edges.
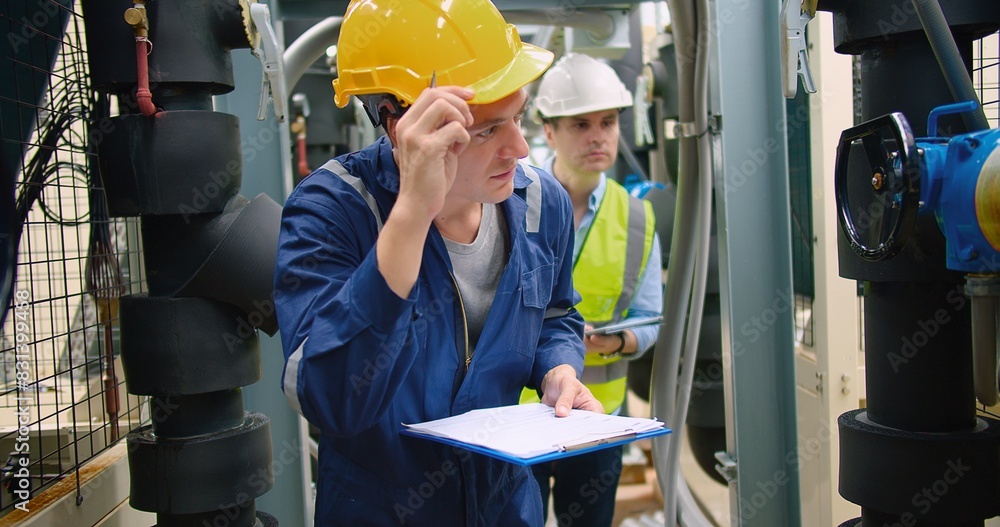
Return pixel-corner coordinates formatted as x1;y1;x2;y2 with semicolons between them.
599;333;627;359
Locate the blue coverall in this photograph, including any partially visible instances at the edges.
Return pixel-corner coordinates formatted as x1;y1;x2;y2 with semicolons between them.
275;136;586;526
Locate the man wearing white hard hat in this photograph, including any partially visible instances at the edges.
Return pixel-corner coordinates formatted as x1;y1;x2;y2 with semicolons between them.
523;53;663;526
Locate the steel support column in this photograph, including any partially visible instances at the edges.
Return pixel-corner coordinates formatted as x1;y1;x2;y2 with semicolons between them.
711;0;801;524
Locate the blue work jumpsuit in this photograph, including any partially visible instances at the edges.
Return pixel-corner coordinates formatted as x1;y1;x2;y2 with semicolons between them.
275;136;586;526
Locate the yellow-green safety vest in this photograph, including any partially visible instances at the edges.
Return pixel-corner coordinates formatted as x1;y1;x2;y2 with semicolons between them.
521;179;655;413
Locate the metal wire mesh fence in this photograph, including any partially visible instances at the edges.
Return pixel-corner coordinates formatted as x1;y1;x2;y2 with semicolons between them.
0;0;146;516
974;31;999;127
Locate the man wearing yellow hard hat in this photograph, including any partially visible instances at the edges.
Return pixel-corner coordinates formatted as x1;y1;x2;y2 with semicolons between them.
274;1;601;525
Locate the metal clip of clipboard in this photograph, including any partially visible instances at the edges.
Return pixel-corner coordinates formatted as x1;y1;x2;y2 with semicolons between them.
558;431;637;453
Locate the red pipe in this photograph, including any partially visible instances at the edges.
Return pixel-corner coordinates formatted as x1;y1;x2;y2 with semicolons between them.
297;134;311;177
135;39;158;117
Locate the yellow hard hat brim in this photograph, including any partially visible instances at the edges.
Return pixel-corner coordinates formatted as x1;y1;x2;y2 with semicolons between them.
465;41;554;106
334;41;553;109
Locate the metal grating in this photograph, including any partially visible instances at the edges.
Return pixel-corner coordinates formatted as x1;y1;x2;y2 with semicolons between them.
0;1;146;517
974;31;999;127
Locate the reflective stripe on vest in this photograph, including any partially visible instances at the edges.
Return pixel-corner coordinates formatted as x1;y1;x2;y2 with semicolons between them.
575;180;655;413
522;180;656;412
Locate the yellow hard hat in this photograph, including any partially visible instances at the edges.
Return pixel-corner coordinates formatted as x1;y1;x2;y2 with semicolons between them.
332;0;554;109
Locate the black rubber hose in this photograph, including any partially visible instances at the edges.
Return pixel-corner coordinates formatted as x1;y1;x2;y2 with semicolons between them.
910;0;990;131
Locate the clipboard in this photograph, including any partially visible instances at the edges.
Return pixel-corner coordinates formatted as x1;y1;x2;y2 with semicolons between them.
399;403;672;467
401;426;671;466
585;315;663;336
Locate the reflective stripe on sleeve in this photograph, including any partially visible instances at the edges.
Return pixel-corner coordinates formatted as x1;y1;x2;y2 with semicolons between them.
519;161;542;234
283;337;308;416
320;159;384;232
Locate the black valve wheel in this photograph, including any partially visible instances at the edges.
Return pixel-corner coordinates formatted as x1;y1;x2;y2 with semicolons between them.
834;112;921;261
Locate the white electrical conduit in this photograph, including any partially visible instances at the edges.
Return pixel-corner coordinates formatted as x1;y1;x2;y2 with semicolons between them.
652;0;699;502
664;0;714;519
283;17;343;94
651;0;714;524
676;471;716;527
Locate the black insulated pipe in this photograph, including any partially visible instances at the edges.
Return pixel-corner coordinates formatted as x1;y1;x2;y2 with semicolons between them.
863;282;973;432
817;1;1000;526
81;0;280;525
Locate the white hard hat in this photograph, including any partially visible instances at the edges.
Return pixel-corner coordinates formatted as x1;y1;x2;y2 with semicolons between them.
533;53;633;121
